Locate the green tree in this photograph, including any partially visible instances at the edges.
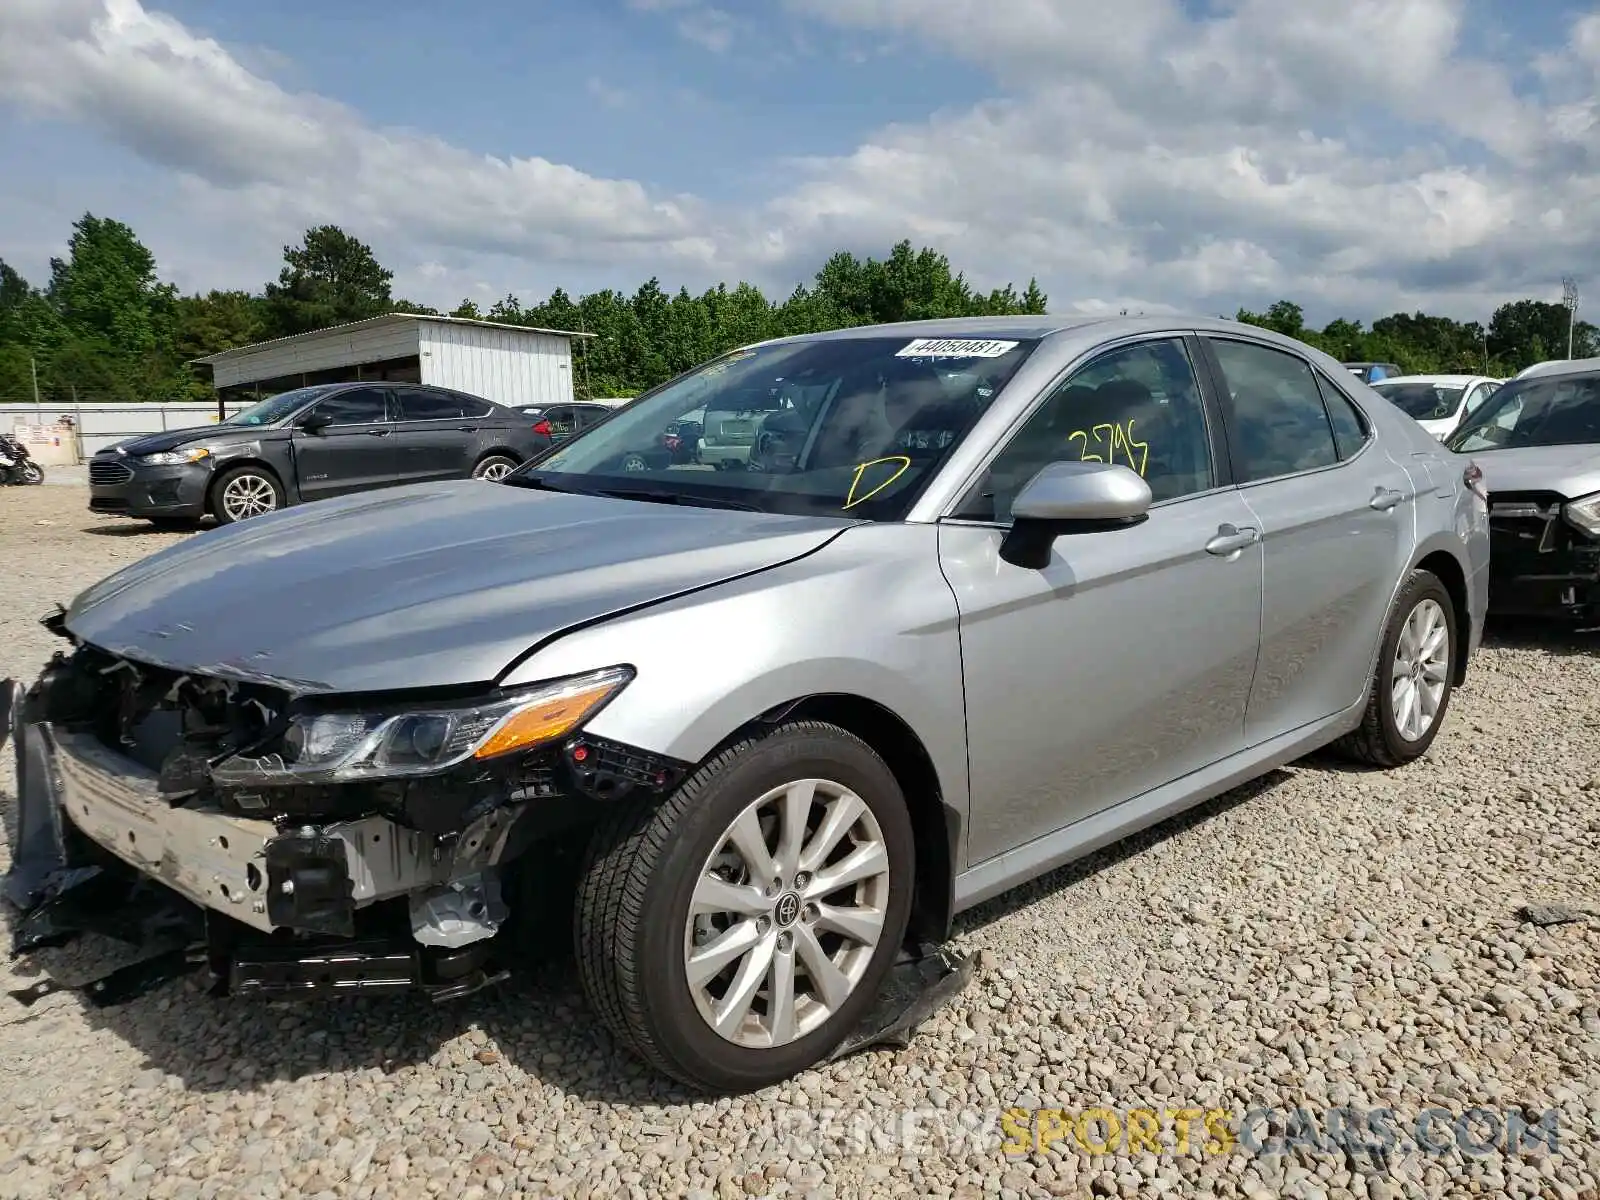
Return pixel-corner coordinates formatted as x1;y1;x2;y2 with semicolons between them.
47;213;176;358
264;225;394;335
1488;299;1599;372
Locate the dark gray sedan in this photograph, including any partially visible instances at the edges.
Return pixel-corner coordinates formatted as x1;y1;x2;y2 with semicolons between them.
87;382;554;525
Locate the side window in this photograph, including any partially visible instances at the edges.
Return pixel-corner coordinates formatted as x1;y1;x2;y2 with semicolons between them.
1315;374;1370;460
459;398;494;419
1462;382;1493;417
395;389;467;421
1208;340;1338;482
954;337;1215;522
542;406;576;436
312;388;388;426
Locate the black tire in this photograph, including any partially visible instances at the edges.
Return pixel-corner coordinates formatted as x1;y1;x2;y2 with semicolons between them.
1335;569;1457;767
472;454;519;481
574;721;915;1094
209;465;285;525
21;462;43;484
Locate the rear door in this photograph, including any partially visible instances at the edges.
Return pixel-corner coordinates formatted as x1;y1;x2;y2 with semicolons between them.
290;387;397;500
1198;336;1417;745
390;386;479;482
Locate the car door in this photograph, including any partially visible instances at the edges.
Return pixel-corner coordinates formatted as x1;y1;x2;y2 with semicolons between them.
938;335;1265;865
290;386;398;500
1457;380;1497;431
1198;336;1417;746
389;387;479;482
540;405;580;443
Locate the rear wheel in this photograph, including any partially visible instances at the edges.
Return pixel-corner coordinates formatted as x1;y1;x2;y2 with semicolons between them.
574;721;914;1093
472;454;518;481
1336;569;1456;766
210;466;284;525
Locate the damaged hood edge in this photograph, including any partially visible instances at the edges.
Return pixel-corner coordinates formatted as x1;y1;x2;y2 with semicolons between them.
61;480;860;696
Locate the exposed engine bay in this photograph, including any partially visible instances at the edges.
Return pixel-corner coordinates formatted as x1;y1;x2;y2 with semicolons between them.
3;619;690;1003
1487;491;1600;623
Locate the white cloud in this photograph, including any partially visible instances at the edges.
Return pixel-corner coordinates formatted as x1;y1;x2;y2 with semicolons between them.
1;0;1598;321
0;0;717;278
774;0;1600;318
585;76;631;110
626;0;739;53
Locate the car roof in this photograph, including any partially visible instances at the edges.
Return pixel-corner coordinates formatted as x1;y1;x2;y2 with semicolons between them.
751;313;1353;348
1514;356;1600;381
1371;374;1488;385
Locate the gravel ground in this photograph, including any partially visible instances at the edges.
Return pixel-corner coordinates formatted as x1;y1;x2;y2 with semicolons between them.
2;485;1600;1200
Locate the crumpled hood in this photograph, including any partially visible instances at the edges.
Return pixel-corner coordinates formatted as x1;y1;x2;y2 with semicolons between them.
102;425;267;456
1473;444;1600;499
64;480;853;693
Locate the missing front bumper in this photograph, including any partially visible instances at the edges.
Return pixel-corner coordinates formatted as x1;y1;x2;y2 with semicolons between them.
24;724;519;936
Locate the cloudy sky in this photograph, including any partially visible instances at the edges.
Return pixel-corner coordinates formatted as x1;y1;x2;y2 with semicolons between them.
0;0;1595;325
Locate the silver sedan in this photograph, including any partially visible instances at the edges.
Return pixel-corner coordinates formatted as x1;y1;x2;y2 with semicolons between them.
7;316;1489;1094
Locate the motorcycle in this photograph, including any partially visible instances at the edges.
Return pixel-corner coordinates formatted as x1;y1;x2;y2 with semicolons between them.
0;433;45;485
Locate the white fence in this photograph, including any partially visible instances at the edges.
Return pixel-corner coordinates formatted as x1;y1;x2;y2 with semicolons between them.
0;401;252;460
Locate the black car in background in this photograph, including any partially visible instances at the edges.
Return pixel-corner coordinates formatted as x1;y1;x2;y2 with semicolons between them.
88;382;553;526
517;402;618;443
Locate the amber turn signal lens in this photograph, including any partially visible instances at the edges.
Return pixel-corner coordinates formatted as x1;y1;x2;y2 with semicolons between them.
473;681;621;759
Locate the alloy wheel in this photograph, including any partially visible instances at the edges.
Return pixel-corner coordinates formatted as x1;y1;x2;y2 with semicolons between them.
684;778;890;1049
221;473;278;521
1389;597;1450;741
478;460;514;481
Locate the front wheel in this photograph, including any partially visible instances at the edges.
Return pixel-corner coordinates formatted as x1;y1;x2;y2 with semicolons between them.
574;721;915;1093
472;454;518;481
1336;569;1457;766
210;466;284;525
21;461;43;484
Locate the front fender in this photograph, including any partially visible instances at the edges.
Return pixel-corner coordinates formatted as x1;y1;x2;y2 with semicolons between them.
502;523;971;846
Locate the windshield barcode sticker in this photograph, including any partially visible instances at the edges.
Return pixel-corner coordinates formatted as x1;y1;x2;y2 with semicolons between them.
896;338;1019;359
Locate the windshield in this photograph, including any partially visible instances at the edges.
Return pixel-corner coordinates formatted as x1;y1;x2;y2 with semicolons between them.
507;335;1040;518
1446;373;1600;452
1372;381;1465;420
222;387;327;427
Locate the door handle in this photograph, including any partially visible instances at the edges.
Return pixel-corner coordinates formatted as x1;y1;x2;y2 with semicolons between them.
1370;487;1403;511
457;425;479;432
1204;524;1260;556
367;428;391;437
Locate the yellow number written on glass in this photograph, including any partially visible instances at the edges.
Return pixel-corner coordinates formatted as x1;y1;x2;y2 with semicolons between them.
1067;420;1148;476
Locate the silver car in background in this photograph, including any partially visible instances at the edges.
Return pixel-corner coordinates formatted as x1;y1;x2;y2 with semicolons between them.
5;316;1488;1094
1444;356;1600;622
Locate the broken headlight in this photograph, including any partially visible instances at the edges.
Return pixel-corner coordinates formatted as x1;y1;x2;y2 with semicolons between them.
1564;492;1600;538
210;666;633;786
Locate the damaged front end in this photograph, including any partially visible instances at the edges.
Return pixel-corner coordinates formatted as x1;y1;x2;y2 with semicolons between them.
1487;491;1600;623
3;627;688;1005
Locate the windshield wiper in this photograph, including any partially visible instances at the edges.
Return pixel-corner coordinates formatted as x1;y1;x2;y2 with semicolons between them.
595;487;763;512
501;473;582;493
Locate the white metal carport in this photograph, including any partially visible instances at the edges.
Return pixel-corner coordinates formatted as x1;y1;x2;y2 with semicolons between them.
192;313;594;410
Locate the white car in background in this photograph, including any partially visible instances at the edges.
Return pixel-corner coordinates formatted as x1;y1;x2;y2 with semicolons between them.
1369;374;1503;440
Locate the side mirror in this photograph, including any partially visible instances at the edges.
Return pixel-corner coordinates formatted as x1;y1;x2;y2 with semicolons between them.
298;410;332;434
999;461;1153;569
